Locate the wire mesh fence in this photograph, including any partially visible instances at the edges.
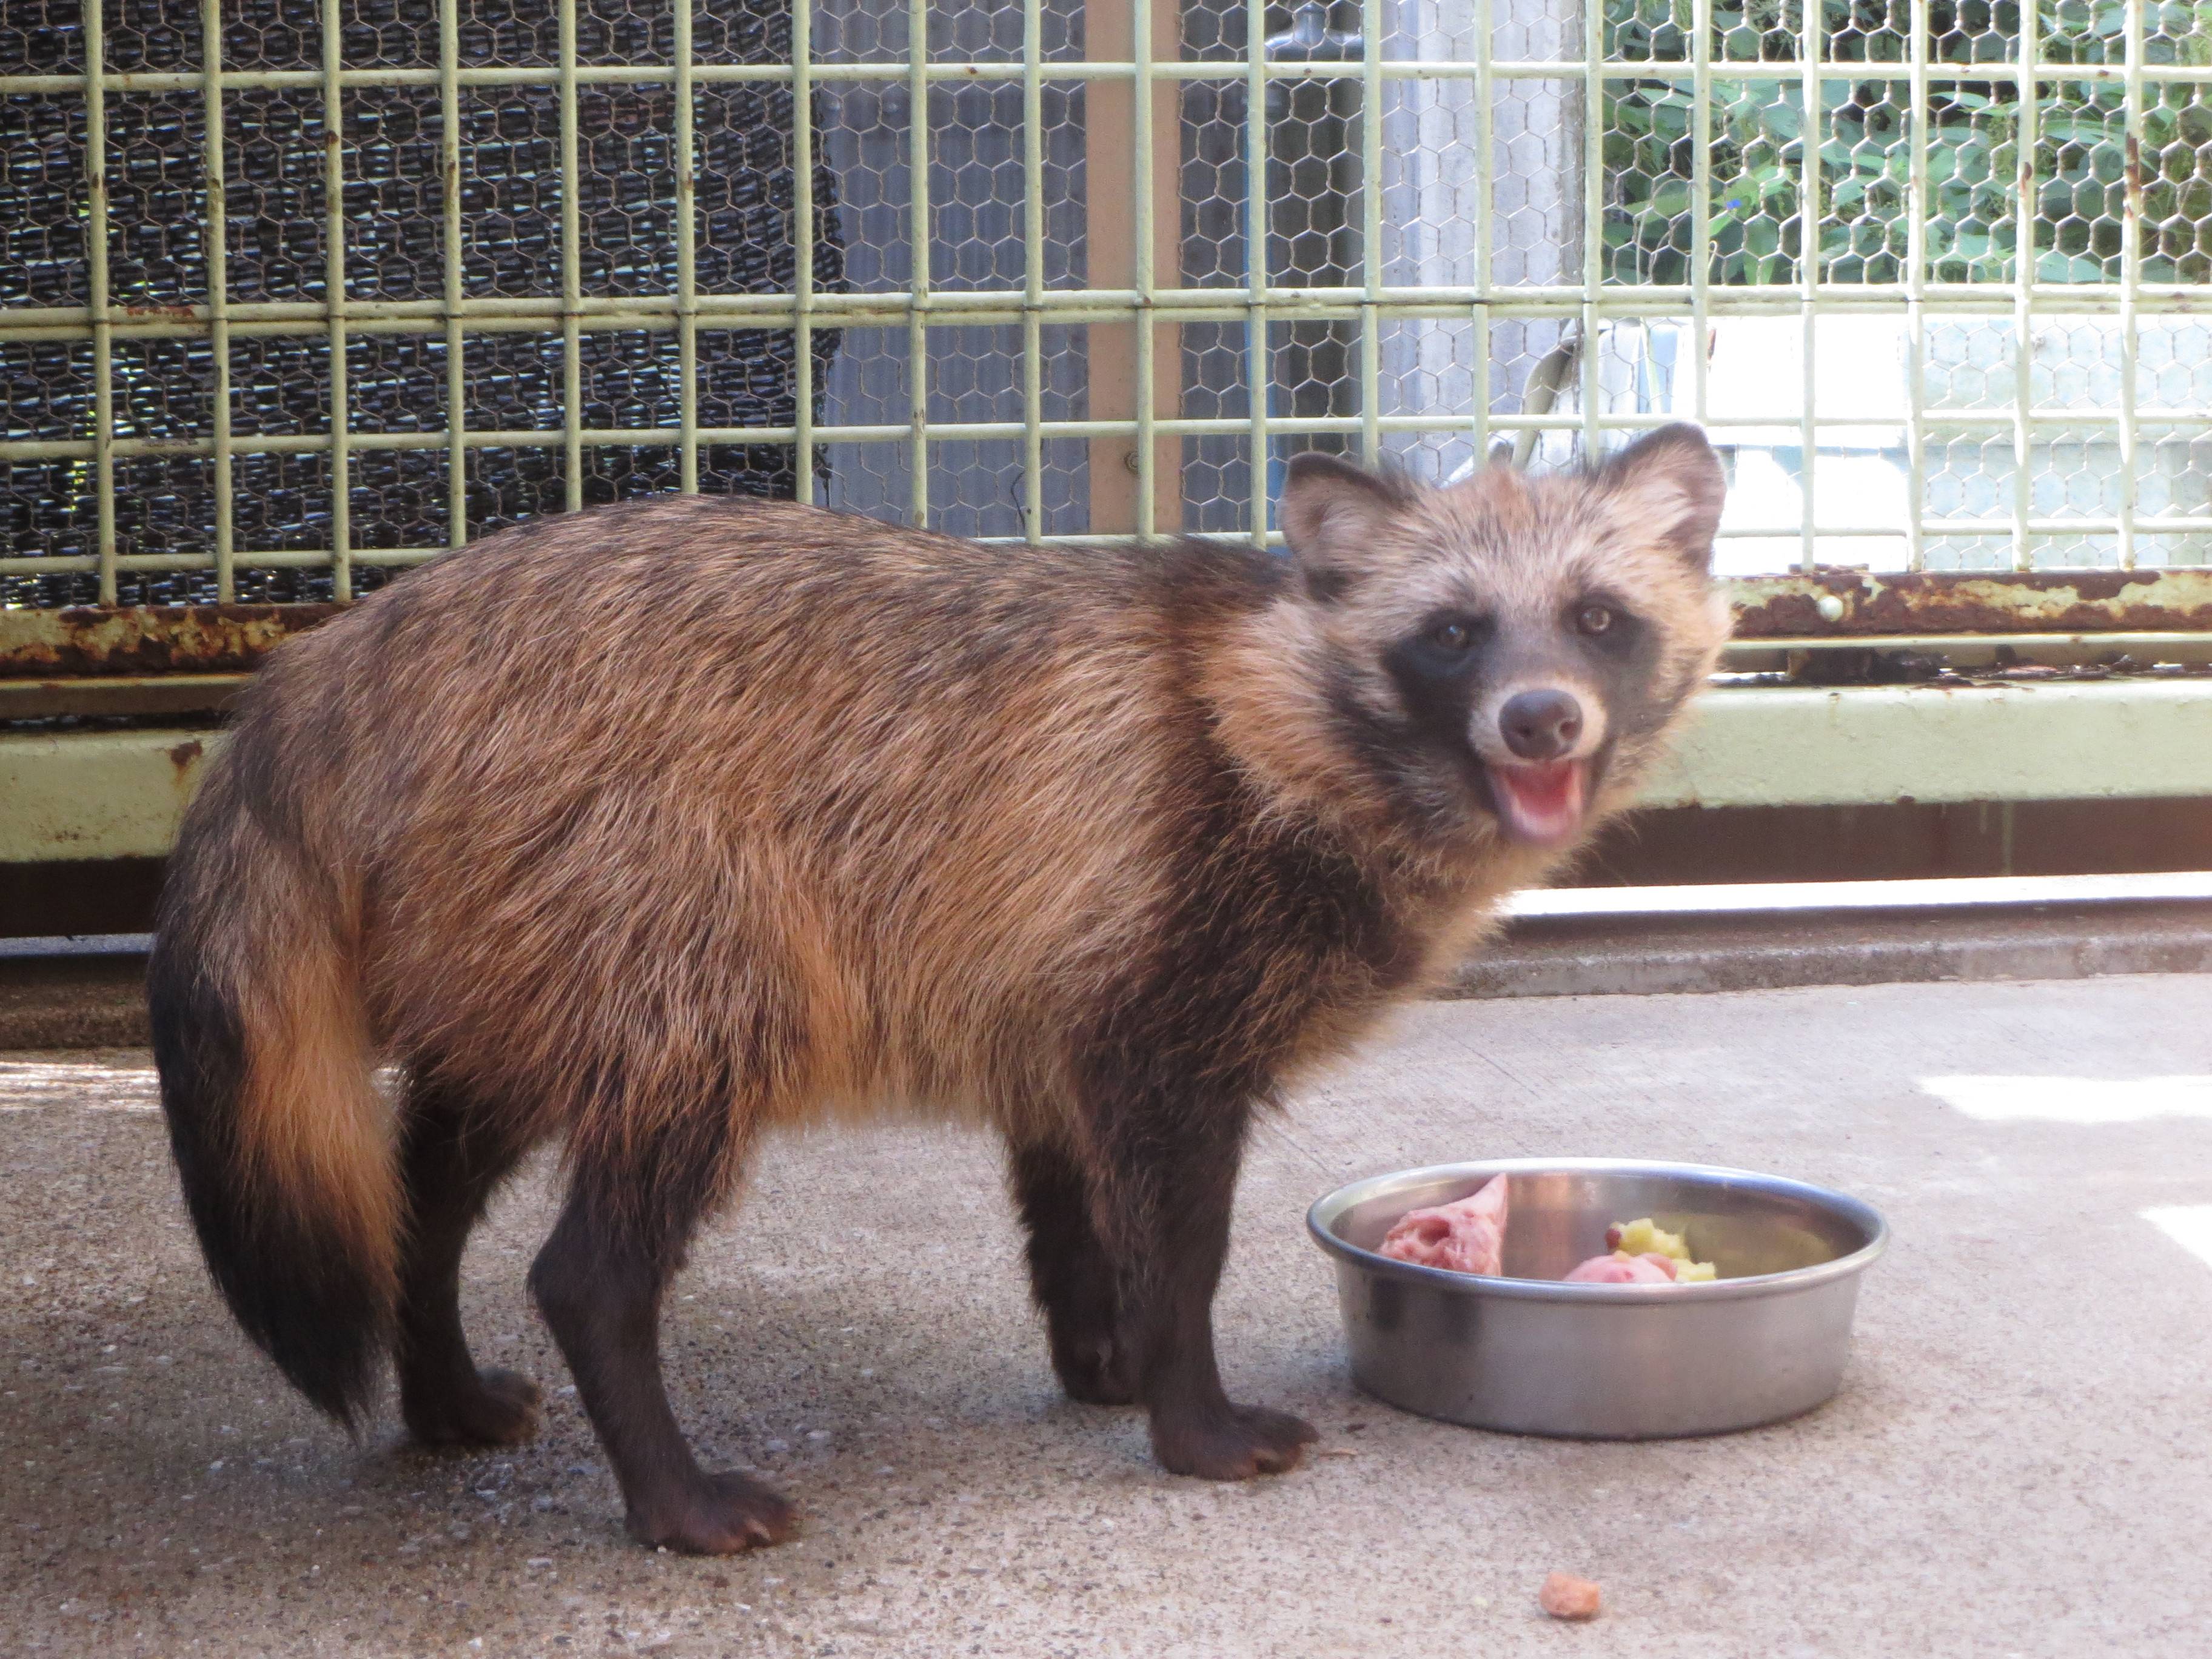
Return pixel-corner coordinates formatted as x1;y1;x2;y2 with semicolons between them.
4;0;2211;612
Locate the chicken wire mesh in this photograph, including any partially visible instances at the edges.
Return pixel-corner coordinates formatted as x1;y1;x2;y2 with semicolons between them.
4;0;2211;610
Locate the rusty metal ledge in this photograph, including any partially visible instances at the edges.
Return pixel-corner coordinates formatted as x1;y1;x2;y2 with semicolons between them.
4;569;2212;687
1727;568;2212;638
0;605;339;678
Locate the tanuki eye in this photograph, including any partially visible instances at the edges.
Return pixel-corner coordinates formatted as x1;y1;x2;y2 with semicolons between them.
1431;620;1473;652
1577;603;1615;636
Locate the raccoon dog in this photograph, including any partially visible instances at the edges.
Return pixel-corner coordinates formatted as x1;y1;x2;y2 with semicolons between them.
150;424;1729;1554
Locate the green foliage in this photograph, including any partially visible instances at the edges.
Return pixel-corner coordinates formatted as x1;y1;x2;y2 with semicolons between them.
1601;0;2212;286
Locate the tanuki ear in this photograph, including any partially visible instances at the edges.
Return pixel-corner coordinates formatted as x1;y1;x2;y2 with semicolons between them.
1278;451;1410;603
1594;423;1726;574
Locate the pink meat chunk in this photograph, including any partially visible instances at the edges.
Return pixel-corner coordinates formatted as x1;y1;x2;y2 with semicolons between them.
1377;1174;1508;1276
1563;1250;1680;1284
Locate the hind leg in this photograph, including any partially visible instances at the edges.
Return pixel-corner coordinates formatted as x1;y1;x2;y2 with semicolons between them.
528;1121;793;1555
1008;1139;1133;1405
394;1077;541;1448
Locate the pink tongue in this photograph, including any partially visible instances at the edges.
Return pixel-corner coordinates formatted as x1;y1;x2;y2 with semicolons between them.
1493;760;1586;846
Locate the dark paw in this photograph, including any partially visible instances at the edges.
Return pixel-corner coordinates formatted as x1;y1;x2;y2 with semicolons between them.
1150;1402;1319;1480
1050;1331;1137;1407
404;1367;543;1449
625;1471;797;1556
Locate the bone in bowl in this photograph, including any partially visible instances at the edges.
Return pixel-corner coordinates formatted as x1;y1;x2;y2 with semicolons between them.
1306;1158;1888;1439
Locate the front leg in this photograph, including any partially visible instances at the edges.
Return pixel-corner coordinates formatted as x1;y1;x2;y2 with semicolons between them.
1084;1079;1318;1480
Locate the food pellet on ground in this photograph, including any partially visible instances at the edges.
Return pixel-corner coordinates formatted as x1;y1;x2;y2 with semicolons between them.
1538;1571;1603;1621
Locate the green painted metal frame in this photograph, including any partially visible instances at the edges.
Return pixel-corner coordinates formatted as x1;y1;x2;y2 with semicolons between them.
10;677;2212;864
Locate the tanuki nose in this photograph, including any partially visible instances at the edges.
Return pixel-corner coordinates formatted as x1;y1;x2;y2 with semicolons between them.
1498;689;1584;762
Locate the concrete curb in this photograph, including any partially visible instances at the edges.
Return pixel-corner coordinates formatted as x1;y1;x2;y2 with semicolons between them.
0;954;150;1050
1449;899;2212;998
7;900;2212;1048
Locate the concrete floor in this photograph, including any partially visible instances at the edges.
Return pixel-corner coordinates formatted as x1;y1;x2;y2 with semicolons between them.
4;976;2208;1658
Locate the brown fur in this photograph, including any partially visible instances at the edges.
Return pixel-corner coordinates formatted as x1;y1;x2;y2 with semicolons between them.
150;425;1730;1553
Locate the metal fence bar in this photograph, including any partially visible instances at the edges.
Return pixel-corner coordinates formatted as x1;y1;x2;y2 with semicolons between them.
1471;0;1493;464
1689;0;1711;443
1796;0;1819;574
558;0;584;515
1904;0;1929;575
906;0;930;531
322;0;352;601
794;0;819;506
1132;0;1159;540
1358;0;1381;467
15;517;2212;578
1020;0;1043;541
13;57;2211;92
1244;0;1269;548
2117;0;2143;571
84;0;115;605
676;0;701;496
20;281;2212;336
201;0;233;601
2011;0;2040;574
440;0;467;551
21;515;2212;580
1579;0;1601;463
17;403;2212;465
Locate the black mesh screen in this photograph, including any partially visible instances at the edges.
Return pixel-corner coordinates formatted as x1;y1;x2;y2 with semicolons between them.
1;0;844;608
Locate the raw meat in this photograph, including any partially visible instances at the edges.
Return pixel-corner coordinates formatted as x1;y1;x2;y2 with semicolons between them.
1376;1174;1507;1276
1563;1250;1683;1284
1574;1215;1718;1282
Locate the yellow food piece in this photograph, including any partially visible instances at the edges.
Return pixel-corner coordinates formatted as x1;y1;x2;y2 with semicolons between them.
1610;1216;1685;1259
1607;1217;1719;1280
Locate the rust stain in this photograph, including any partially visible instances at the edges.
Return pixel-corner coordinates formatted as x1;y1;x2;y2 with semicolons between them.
1729;569;2212;639
0;604;341;679
5;574;2207;685
121;303;198;321
166;739;204;773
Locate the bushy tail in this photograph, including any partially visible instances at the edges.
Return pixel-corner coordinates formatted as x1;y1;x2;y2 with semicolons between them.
149;797;399;1429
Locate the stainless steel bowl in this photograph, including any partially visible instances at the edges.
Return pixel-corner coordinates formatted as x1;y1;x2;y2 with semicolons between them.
1307;1159;1888;1439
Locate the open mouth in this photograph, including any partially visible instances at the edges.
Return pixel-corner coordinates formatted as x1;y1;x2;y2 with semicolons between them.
1487;759;1589;848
